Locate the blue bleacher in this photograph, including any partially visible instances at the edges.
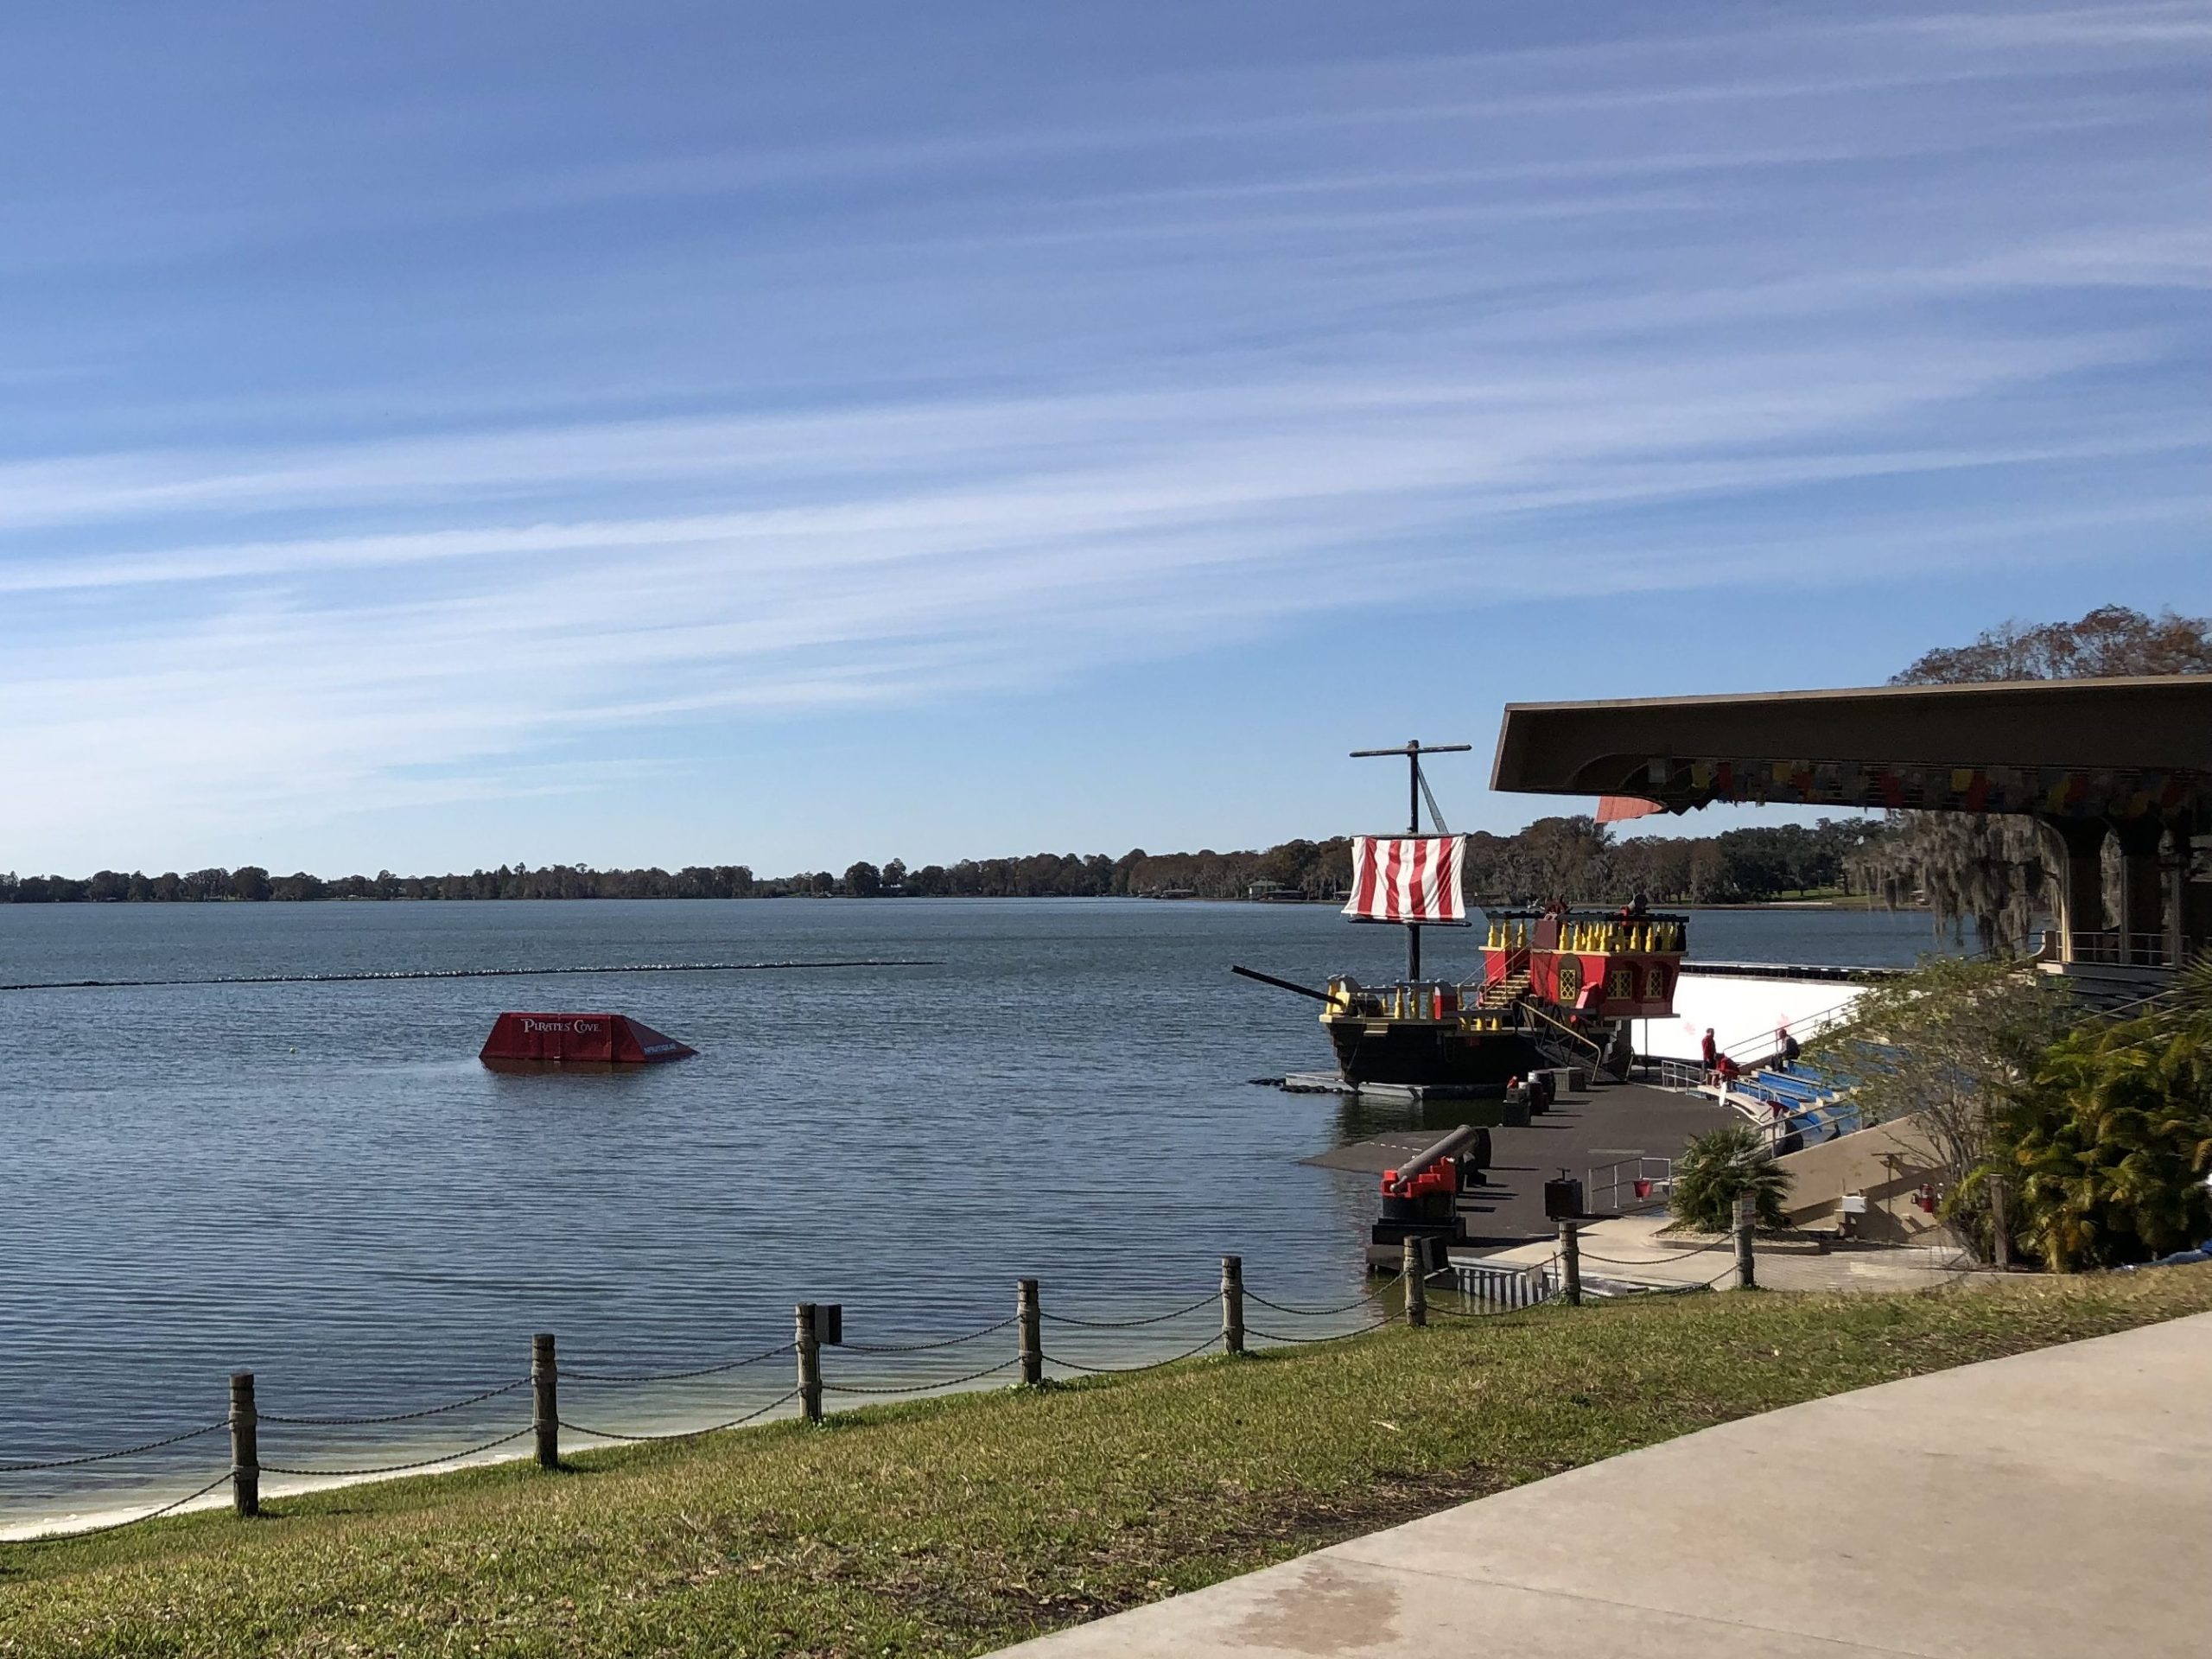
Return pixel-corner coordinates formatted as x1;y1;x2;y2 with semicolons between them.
1705;1037;1888;1147
1737;1056;1862;1144
1754;1071;1824;1103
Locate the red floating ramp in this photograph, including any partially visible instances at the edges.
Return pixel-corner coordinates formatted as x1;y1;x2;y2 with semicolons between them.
480;1012;697;1065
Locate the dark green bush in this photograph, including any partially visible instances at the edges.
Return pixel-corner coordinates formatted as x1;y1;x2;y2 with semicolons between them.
1986;958;2212;1270
1669;1122;1791;1231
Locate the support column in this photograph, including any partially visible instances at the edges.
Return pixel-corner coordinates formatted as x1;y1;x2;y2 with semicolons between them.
2186;833;2212;962
2164;822;2190;966
2039;817;2108;963
2113;817;2165;964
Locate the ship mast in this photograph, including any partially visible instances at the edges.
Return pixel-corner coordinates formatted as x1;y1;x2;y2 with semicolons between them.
1349;740;1471;981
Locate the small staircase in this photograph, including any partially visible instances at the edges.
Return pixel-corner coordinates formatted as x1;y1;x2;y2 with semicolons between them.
1527;1027;1585;1071
1476;969;1531;1009
1517;1000;1608;1073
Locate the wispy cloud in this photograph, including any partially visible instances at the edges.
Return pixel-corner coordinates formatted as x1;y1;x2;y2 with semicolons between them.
0;1;2205;866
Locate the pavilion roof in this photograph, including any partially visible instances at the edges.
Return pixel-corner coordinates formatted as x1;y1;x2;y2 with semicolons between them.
1490;675;2212;827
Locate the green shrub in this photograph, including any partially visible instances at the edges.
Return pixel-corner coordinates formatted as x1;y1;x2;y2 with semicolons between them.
1986;958;2212;1271
1803;953;2075;1187
1669;1122;1791;1231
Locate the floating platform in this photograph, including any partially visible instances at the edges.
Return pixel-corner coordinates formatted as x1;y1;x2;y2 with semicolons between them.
1281;1071;1489;1103
480;1012;696;1066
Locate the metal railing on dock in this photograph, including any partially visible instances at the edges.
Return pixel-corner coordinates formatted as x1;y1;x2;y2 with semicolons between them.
1586;1156;1674;1212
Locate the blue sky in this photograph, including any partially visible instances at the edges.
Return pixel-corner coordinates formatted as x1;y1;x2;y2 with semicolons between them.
2;2;2206;877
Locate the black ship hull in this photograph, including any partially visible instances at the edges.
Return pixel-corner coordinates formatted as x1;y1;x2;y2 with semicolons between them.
1324;1016;1541;1089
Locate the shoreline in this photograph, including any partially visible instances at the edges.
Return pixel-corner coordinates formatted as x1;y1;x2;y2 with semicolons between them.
0;1442;549;1543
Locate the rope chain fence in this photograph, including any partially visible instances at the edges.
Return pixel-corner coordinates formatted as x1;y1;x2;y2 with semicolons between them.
1039;1294;1218;1330
1243;1269;1408;1319
1042;1332;1224;1373
9;1471;237;1543
823;1357;1025;1395
0;1420;228;1473
259;1427;537;1479
559;1390;802;1444
1242;1320;1391;1344
842;1316;1017;1353
1574;1232;1738;1268
4;1239;1987;1544
561;1341;796;1384
259;1377;531;1427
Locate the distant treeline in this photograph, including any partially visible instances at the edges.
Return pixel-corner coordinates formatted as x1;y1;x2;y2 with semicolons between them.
1;817;1883;906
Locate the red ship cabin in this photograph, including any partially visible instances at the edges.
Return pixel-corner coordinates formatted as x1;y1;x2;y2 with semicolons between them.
480;1013;697;1065
1481;910;1686;1020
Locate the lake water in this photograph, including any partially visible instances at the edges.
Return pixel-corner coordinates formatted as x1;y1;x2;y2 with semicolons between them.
0;899;1950;1526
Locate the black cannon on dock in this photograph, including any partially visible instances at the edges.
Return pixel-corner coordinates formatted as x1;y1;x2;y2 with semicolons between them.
1370;1122;1490;1254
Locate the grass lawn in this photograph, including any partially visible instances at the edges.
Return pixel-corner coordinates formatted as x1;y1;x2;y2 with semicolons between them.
7;1267;2209;1657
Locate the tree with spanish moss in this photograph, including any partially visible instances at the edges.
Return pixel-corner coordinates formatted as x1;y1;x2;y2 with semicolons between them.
1856;606;2212;954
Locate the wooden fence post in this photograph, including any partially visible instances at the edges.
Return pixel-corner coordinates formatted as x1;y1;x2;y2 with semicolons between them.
228;1370;258;1518
1402;1238;1427;1327
1559;1220;1582;1306
1220;1255;1245;1357
531;1333;559;1469
794;1304;823;1423
1017;1278;1043;1385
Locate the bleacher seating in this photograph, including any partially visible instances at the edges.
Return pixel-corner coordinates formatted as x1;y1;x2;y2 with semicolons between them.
1725;1058;1864;1146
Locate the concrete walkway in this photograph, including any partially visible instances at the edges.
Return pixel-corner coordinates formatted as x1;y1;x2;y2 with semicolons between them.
995;1309;2212;1657
1461;1212;1982;1295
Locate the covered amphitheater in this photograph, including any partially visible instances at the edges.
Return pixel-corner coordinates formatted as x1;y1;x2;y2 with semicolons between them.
1490;674;2212;971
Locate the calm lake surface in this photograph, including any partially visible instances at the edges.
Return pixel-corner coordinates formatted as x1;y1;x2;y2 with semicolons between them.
0;899;1950;1524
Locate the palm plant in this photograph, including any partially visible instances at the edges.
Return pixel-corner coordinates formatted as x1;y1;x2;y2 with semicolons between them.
1991;957;2212;1270
1669;1122;1792;1232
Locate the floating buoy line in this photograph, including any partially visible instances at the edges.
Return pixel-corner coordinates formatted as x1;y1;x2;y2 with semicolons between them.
0;958;941;994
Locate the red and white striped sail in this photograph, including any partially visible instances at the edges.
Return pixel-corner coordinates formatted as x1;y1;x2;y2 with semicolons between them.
1342;835;1467;925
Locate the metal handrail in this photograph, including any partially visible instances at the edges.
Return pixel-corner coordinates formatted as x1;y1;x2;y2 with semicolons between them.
1518;999;1604;1058
1586;1156;1672;1211
2065;931;2181;968
1712;998;1859;1065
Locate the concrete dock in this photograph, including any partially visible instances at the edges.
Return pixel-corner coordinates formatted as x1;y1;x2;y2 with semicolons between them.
995;1307;2212;1658
1306;1078;1733;1248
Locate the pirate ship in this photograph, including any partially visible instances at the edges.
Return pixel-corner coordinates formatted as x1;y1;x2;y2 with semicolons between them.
1234;741;1688;1091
